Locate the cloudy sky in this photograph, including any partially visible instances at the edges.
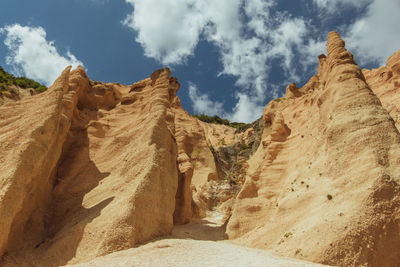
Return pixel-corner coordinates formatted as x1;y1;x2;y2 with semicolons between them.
1;0;399;122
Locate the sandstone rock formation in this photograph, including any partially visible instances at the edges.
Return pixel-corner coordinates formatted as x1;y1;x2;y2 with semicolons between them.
0;85;36;106
285;83;302;98
363;49;400;131
0;65;261;266
0;67;179;266
1;31;400;267
226;32;400;266
0;67;76;262
172;105;219;222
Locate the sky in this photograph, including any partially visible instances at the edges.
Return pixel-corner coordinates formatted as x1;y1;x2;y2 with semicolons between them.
0;0;399;123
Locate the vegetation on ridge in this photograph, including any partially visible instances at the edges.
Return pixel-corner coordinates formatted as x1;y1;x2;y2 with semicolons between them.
192;113;250;131
0;66;47;93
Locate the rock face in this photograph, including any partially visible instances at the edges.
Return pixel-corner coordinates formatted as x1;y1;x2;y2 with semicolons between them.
172;105;218;223
226;31;400;266
285;83;302;98
0;85;37;106
1;31;400;267
0;67;77;260
0;67;180;266
172;103;241;222
363;49;400;131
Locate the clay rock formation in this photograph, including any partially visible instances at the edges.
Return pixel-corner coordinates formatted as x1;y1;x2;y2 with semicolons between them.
227;32;400;266
0;85;37;106
0;67;76;260
1;31;400;267
285;83;302;98
0;65;257;266
172;103;240;221
0;67;180;266
363;49;400;131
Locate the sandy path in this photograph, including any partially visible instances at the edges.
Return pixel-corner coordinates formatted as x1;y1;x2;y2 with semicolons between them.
67;211;329;267
67;239;327;267
170;211;226;241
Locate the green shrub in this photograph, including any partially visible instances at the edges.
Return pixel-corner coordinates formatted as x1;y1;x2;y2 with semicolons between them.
272;97;284;102
89;80;101;87
284;232;293;238
0;83;7;92
0;66;47;93
192;113;249;129
217;138;226;146
35;85;47;93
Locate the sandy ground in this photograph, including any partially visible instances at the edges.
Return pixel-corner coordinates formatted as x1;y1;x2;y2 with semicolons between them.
66;211;329;267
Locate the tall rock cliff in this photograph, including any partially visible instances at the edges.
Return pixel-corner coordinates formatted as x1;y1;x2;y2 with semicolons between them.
0;31;400;267
0;67;180;266
226;32;400;266
363;50;400;131
0;67;77;261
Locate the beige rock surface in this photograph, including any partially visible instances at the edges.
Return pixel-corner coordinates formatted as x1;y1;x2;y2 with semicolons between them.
0;85;37;106
172;104;219;222
65;239;327;267
0;67;76;260
363;49;400;130
0;65;320;266
227;32;400;266
1;31;400;267
1;67;179;266
172;100;241;222
285;83;302;98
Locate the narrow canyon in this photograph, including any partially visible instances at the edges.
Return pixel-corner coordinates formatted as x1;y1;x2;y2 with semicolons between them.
1;32;400;266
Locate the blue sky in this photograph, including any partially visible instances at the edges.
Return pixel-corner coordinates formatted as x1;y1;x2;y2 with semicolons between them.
1;0;399;122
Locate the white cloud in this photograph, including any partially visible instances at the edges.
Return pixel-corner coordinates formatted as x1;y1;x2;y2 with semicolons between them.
312;0;371;13
243;0;274;38
123;0;208;65
200;0;243;43
188;83;264;123
301;39;326;68
266;18;309;82
344;0;400;65
188;83;224;116
228;93;264;123
123;0;320;122
217;37;269;98
310;0;400;66
1;24;83;86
